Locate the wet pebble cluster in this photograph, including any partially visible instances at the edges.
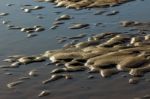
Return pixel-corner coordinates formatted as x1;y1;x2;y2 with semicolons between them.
0;4;46;38
21;5;45;13
35;0;130;9
1;20;45;38
2;32;150;86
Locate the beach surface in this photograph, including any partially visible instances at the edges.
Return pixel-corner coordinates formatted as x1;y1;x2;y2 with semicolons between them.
0;0;150;99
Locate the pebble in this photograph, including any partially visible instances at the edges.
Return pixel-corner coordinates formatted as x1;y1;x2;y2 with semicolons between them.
34;27;45;32
38;90;51;97
17;57;31;64
27;34;37;38
51;68;66;74
21;28;34;32
20;26;44;33
33;6;44;10
10;62;21;68
23;8;31;13
56;14;71;21
28;70;38;76
2;20;9;24
21;5;44;13
26;30;35;33
145;34;150;40
120;21;140;27
7;80;23;88
34;25;42;28
42;74;71;84
65;74;72;79
0;13;9;16
129;78;140;84
3;58;15;63
129;68;144;77
69;23;89;29
56;63;63;66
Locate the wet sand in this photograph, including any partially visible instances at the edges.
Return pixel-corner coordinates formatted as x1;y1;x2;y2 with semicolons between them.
0;0;150;99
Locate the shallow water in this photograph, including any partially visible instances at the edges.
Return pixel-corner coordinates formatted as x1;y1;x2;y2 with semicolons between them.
0;0;150;99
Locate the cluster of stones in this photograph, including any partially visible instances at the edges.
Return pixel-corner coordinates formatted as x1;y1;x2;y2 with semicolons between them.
20;5;45;13
3;32;150;80
43;32;150;78
35;0;130;9
20;25;45;33
2;20;45;38
1;4;46;38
